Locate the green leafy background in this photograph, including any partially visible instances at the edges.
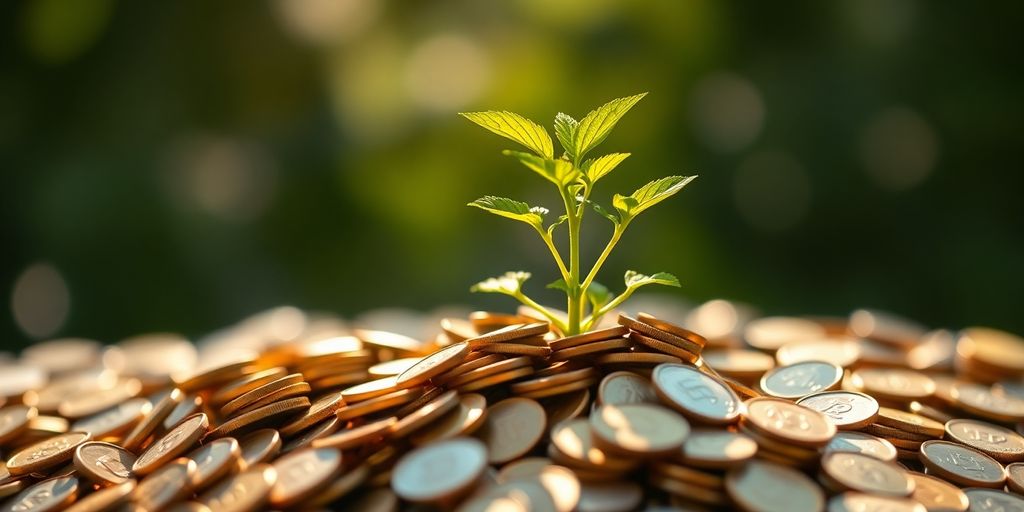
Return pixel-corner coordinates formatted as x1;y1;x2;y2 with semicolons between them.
1;0;1022;349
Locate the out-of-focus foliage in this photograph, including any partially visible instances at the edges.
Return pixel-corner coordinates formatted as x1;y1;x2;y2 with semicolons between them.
2;0;1022;349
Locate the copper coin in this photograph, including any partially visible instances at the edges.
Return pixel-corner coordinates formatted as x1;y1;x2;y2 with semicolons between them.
760;361;842;399
515;377;597;400
73;441;136;484
619;314;702;354
236;429;281;470
394;342;469;389
542;389;590;426
877;407;945;437
368;357;421;377
550;338;630;361
962;488;1024;512
222;374;306;417
187;437;241;491
133;413;209;476
2;475;79;512
907;471;969;512
6;431;91;476
1006;462;1024;494
391;437;488;503
550;326;629;351
743;316;826;351
335;388;419;421
594;351;682;366
589;403;690;457
776;339;861;368
511;368;600;395
312;417;396;450
134;458;197;512
548;419;638;472
636;312;708;348
281;416;340;452
476;397;546;464
464;322;550;348
850;368;935;402
64;479;135;512
652;363;742;425
69;398;151;440
956;327;1024;374
305;464;371;508
743;397;836;447
173;356;258;392
210;367;289;407
279;391;345;437
432;354;506;384
821;451;915;497
597;371;659;405
340;376;400;403
725;459;824;512
209;397;309;439
387;390;460;439
826;493;925;512
496;457;553;482
457;366;535;392
461;465;580;512
627;332;699;363
163;393;202;431
680;429;759;469
269;447;343;508
701;349;775;380
122;387;185;452
919;440;1006;488
797;391;879;430
57;378;142;419
944;419;1024;464
199;465;278;512
576;482;643;512
353;328;428;353
0;405;39;445
826;432;901;463
953;383;1024;423
441;317;478;341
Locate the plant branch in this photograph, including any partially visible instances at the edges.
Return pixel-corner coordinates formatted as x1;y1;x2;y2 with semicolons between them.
580;224;625;293
582;287;636;331
533;226;570;281
514;291;568;333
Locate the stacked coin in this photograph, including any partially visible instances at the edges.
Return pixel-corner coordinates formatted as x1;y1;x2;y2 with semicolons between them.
3;305;1024;511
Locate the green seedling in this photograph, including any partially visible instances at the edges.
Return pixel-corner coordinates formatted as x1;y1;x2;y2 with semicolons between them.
461;93;697;335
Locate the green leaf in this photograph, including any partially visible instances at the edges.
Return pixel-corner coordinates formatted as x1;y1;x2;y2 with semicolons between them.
591;201;619;225
468;196;547;229
586;281;612;311
460;111;554;158
574;93;647;161
624;270;681;290
546;215;568;237
582;153;630;185
613;175;697;220
503;150;580;186
471;271;531;295
553;112;578;159
546;278;570;293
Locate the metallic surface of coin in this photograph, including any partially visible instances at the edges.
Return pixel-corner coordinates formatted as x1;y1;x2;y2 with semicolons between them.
797;391;879;430
821;451;915;497
944;419;1024;463
652;363;742;425
391;437;488;503
598;371;659;405
6;431;91;475
589;403;690;456
476;397;546;464
198;464;277;512
73;441;136;484
760;361;843;399
962;488;1024;512
188;437;241;491
826;493;925;512
395;342;470;388
919;440;1006;488
1;475;79;512
680;429;758;469
70;398;150;439
725;459;825;512
269;447;343;508
825;431;899;462
134;457;197;512
743;397;836;447
133;413;209;475
0;405;38;445
64;479;135;512
907;471;969;512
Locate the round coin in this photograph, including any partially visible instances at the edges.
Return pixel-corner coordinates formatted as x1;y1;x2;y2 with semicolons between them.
122;387;185;452
392;437;488;503
2;475;79;512
825;431;898;462
919;440;1006;488
134;458;197;512
312;417;396;450
760;361;843;399
70;398;151;439
0;405;38;445
187;437;241;491
476;397;546;464
725;459;825;512
743;397;836;447
907;471;969;512
652;363;742;425
236;429;281;470
589;403;690;457
962;488;1024;512
796;391;879;430
133;413;209;476
680;429;759;469
876;407;945;437
1006;462;1024;494
744;317;826;352
396;342;470;389
701;349;775;381
944;419;1024;464
776;339;861;368
64;479;135;512
826;493;925;512
598;371;659;405
269;447;343;508
73;441;136;484
6;431;91;476
850;368;935;402
821;451;915;497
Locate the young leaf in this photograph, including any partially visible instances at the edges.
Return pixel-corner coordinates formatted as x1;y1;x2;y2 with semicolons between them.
624;270;681;290
503;150;580;186
471;271;532;295
546;278;570;293
613;175;697;220
546;215;568;237
554;112;578;159
591;201;619;225
586;281;612;311
582;153;630;185
460;111;554;158
573;93;647;161
468;196;547;229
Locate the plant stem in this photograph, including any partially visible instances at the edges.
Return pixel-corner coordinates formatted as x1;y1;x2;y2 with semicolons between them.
534;227;570;282
561;187;582;335
514;291;568;333
580;224;624;295
582;287;636;330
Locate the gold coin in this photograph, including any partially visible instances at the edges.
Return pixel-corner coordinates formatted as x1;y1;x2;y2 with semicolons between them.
701;349;775;380
589;403;690;457
197;463;276;512
919;440;1006;488
821;451;914;497
680;429;758;469
305;464;371;508
71;398;151;440
1006;462;1024;494
221;374;305;417
548;419;638;472
312;417;396;450
353;329;428;354
652;363;742;425
73;441;135;484
476;341;552;358
133;413;209;476
281;416;340;452
163;393;202;432
476;397;546;464
431;354;505;385
134;458;197;512
511;368;599;395
388;390;460;438
340;376;400;404
236;429;281;470
269;447;343;508
826;493;926;512
187;437;241;491
876;407;945;437
57;378;142;419
626;332;699;363
395;342;470;389
234;381;311;417
0;405;38;445
597;371;659;405
550;338;630;361
943;419;1024;464
210;367;289;407
550;326;629;351
391;437;488;503
2;475;79;512
464;323;550;348
368;358;421;377
121;387;184;452
725;459;824;512
593;351;682;366
209;397;310;439
6;431;91;476
636;312;709;348
956;327;1024;374
541;389;590;426
907;471;969;512
335;388;419;421
743;397;836;447
743;316;826;352
441;317;479;342
760;361;842;399
796;391;879;430
619;314;703;354
64;479;135;512
962;488;1024;511
278;391;345;437
850;368;935;402
456;366;535;393
952;383;1024;423
776;339;861;368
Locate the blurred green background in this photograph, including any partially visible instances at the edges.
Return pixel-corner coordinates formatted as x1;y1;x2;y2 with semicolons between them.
3;0;1022;351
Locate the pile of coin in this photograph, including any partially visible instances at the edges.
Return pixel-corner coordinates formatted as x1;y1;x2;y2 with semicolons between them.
2;303;1024;511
